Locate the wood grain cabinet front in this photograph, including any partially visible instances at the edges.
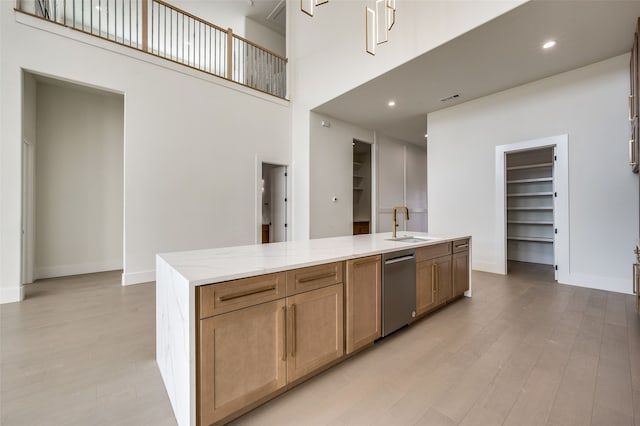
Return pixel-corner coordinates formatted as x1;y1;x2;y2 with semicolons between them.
286;284;344;382
286;262;344;296
416;255;452;315
415;242;459;316
198;272;286;319
452;242;470;297
345;255;381;354
198;299;287;426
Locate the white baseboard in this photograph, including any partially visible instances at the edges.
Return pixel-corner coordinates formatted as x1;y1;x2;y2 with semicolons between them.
472;260;505;275
35;260;123;280
122;270;155;286
0;286;25;304
560;273;633;295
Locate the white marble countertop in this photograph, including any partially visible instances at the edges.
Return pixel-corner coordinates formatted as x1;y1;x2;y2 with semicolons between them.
157;232;470;287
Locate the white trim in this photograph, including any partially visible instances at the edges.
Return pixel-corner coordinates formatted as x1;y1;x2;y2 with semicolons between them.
560;273;632;295
36;260;123;280
122;270;155;285
495;135;569;281
0;286;25;304
255;156;291;244
471;261;504;275
21;138;35;284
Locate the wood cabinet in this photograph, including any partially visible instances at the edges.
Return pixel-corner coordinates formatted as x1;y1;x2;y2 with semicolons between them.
286;262;343;295
195;239;469;424
353;221;370;235
416;242;453;316
198;298;287;426
198;268;344;424
416;259;437;315
452;239;470;297
198;272;285;318
345;255;381;354
286;284;344;382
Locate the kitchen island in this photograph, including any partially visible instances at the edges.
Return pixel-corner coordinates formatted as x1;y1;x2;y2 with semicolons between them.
156;232;471;426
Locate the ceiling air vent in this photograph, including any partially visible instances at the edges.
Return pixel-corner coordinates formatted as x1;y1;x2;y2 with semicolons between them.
440;93;460;102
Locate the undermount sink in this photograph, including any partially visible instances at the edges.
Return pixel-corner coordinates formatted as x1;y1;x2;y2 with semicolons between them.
386;236;439;243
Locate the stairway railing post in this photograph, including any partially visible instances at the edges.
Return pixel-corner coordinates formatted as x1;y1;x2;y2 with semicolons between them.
226;27;233;80
142;0;149;51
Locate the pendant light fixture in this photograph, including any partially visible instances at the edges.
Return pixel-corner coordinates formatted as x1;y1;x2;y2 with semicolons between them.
301;0;397;55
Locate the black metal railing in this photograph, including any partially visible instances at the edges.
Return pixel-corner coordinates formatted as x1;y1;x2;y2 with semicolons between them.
17;0;287;98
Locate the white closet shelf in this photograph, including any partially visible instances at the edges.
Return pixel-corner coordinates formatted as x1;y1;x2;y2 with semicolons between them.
507;192;554;197
507;220;554;225
507;207;553;211
507;177;553;184
506;162;553;171
353;162;363;167
507;236;554;243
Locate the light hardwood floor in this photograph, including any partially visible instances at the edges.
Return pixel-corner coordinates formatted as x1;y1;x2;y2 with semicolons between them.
1;263;638;425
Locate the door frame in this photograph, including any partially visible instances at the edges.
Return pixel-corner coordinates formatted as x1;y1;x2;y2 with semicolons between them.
495;134;569;283
255;157;290;244
21;138;35;285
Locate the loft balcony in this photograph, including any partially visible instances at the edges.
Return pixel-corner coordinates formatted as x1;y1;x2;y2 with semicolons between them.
15;0;288;99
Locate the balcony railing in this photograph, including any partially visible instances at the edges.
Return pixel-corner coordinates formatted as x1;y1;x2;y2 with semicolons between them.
16;0;287;99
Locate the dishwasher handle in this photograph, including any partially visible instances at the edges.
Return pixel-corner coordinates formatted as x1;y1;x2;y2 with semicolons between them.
384;254;415;265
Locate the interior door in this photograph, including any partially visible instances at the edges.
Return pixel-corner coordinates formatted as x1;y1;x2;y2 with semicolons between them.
270;166;287;242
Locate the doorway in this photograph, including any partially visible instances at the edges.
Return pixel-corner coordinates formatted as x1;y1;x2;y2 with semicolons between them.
260;162;288;243
496;135;569;282
21;73;124;285
353;140;372;235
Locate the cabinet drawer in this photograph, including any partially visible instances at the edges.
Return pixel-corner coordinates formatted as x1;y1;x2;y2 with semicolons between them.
286;262;343;296
198;272;286;319
416;242;452;262
453;238;470;253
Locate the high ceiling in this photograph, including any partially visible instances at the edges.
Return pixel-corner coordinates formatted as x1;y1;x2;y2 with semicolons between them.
245;0;286;36
314;1;640;146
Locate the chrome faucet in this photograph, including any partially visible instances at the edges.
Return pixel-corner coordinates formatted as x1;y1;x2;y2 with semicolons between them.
392;206;410;238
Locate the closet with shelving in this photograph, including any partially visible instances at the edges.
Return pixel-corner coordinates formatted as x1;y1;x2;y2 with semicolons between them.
353;141;371;235
506;147;555;265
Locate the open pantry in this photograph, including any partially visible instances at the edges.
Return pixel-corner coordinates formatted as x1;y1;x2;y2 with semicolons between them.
506;147;555;265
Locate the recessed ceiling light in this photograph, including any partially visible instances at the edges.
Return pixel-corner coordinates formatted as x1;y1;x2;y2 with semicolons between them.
424;133;428;138
542;40;556;49
387;100;396;107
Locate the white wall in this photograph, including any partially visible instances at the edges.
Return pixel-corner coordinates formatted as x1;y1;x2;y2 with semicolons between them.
245;18;285;58
1;9;290;302
166;1;286;57
289;0;526;240
309;112;373;239
35;82;124;279
376;134;427;233
428;54;637;294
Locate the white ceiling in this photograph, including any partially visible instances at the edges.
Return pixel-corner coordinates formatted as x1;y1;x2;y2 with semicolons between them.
245;0;286;36
314;0;640;146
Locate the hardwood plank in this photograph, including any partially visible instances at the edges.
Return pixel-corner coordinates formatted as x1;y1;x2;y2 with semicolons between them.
546;351;598;426
2;264;638;426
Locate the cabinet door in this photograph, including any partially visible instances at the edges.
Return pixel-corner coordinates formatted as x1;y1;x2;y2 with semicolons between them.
199;299;287;426
287;284;344;382
452;250;469;297
416;259;437;316
436;255;453;305
345;255;381;354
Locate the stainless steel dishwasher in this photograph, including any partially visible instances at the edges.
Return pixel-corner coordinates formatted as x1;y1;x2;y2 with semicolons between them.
382;249;416;337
